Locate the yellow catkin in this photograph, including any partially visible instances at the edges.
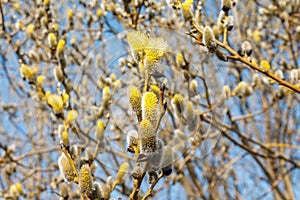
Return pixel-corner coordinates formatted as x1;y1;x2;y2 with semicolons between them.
181;0;194;22
58;153;76;182
142;92;159;126
127;31;149;52
144;37;168;66
185;101;194;121
20;64;38;82
203;26;217;52
260;60;271;71
139;120;156;154
37;75;45;86
47;94;64;113
67;110;78;122
57;39;65;57
150;84;160;95
173;93;184;113
114;162;129;186
128;86;142;114
79;164;93;195
26;24;35;37
95;120;104;142
253;29;261;42
48;33;57;50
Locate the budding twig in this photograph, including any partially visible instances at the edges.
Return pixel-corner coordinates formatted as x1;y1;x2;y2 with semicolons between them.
190;20;300;94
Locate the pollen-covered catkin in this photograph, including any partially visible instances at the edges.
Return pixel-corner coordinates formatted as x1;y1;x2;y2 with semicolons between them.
139;119;156;154
128;86;142;116
79;164;93;195
203;26;217;53
58;153;76;182
142;92;159;126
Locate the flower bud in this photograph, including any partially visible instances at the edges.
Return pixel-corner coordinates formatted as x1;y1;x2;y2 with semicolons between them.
190;79;198;94
58;153;76;182
114;162;129;187
48;33;57;50
203;26;217;53
185;101;195;122
241;41;252;56
223;85;231;98
172;93;184;115
95;120;105;144
224;15;234;31
290;69;299;83
56;39;65;59
215;48;228;62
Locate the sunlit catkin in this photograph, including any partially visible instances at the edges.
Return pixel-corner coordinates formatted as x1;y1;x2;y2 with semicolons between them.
95;120;105;143
181;0;194;22
58;125;70;150
114;162;129;187
185;101;195;122
241;41;252;56
79;164;93;195
190;79;198;94
56;39;65;59
172;93;184;115
102;86;110;107
223;85;231;98
48;33;57;50
128;86;142;116
58;153;76;182
127;31;149;62
126;129;138;153
144;37;168;68
260;60;271;71
67;110;78;123
47;94;64;113
142;92;159;126
203;26;217;53
139;119;156;155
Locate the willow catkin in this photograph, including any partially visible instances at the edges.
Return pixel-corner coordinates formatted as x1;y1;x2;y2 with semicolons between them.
142;92;159;126
139;119;156;155
90;182;104;200
172;93;184;115
203;26;217;53
160;145;174;176
126;129;138;153
241;41;252;56
58;153;76;182
114;162;129;187
128;86;142;116
79;164;93;195
60;183;68;199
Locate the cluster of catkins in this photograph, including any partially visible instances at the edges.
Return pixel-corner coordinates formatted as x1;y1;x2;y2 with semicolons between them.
128;86;173;180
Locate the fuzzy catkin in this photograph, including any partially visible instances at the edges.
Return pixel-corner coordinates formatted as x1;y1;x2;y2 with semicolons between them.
79;164;93;195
